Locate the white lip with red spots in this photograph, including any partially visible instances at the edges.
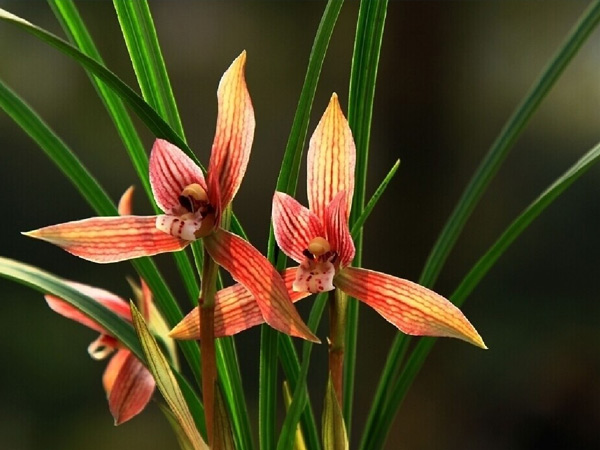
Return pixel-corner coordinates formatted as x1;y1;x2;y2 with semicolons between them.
293;258;336;293
292;237;337;293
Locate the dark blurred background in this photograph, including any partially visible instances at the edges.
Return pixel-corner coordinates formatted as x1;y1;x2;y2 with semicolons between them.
0;1;599;449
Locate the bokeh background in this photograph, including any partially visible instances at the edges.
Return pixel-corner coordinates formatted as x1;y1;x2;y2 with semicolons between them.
0;1;599;449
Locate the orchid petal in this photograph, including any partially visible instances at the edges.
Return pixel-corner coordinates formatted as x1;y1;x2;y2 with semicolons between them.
207;51;255;213
272;192;324;263
335;267;486;348
307;93;356;223
292;259;335;294
149;139;206;214
117;185;135;216
170;268;310;340
45;281;131;334
204;229;319;342
103;347;129;394
106;349;156;425
24;216;188;263
325;191;355;267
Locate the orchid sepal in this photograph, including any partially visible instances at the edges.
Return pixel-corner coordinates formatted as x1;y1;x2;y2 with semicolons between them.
170;268;311;340
207;50;255;218
204;229;319;342
334;267;487;349
24;216;188;263
106;348;156;426
307;93;356;224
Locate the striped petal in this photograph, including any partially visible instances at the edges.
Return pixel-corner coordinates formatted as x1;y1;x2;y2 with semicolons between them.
334;267;486;348
204;229;319;342
272;192;324;263
325;191;355;267
105;349;155;425
45;281;131;335
24;216;188;263
170;268;309;340
207;51;255;214
307;93;356;223
149;139;206;214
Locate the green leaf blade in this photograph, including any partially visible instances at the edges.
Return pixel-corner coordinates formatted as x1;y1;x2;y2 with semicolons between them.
131;302;207;450
345;0;389;432
0;257;141;359
322;376;349;450
113;0;185;139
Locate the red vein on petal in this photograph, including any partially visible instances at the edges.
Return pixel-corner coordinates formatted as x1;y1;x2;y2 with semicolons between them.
307;94;356;223
25;216;188;263
150;139;205;213
45;281;131;334
108;350;155;425
335;267;486;348
325;192;355;267
170;268;310;340
204;229;318;342
272;192;324;263
208;51;255;210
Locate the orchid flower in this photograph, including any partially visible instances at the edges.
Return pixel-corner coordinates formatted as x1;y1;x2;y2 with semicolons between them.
172;93;485;349
274;93;485;348
24;52;316;342
45;279;158;425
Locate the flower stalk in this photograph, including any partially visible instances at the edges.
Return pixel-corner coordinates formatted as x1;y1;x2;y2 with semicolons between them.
199;246;219;446
328;288;347;405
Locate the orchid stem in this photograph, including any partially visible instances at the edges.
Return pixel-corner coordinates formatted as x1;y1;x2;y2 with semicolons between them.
328;288;347;405
200;246;218;447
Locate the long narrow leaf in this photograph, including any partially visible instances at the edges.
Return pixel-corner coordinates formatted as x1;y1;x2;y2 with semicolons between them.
261;1;344;449
362;2;600;448
48;0;152;201
113;0;185;139
47;0;201;305
322;376;349;450
0;257;141;359
419;0;600;288
131;302;207;450
0;8;194;163
0;77;202;385
350;159;399;239
0;7;250;246
365;139;600;449
345;0;388;430
114;3;252;444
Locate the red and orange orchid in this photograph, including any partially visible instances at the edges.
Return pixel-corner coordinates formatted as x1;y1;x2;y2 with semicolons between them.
274;93;485;348
24;52;316;342
45;280;157;425
172;93;485;349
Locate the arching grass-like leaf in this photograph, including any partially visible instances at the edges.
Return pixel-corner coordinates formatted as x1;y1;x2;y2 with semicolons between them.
0;77;202;384
131;302;207;450
345;0;388;430
113;0;185;139
262;1;344;449
360;2;600;448
0;257;142;359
